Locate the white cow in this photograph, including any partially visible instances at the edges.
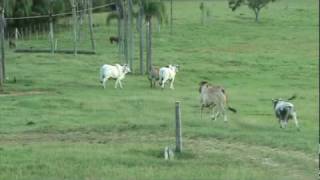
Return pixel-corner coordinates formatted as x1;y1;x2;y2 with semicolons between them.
272;95;299;130
99;64;131;89
159;65;179;89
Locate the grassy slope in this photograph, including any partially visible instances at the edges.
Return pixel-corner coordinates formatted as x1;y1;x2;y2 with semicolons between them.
0;0;318;179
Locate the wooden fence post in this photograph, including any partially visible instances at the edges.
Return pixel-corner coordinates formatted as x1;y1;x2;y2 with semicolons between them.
49;13;55;54
175;101;182;153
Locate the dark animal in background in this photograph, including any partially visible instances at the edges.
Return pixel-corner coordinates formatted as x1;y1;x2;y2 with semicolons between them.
109;36;119;44
9;40;16;49
272;95;299;130
92;24;100;28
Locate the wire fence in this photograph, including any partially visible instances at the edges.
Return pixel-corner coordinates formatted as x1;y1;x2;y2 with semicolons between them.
4;2;116;53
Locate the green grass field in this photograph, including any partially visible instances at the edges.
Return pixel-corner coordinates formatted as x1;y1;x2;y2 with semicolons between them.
0;0;318;179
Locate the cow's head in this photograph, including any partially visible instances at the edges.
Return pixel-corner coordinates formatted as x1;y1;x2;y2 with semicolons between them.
169;64;179;73
122;64;131;74
272;98;282;109
173;65;180;72
199;81;208;93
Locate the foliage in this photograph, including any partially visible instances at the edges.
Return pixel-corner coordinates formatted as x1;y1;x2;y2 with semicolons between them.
0;0;68;28
142;0;166;21
228;0;276;22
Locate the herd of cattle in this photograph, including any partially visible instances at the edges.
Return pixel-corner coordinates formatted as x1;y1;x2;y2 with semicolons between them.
99;63;300;130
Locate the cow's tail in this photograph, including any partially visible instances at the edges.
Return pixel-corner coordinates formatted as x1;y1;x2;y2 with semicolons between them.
222;89;236;113
287;94;297;101
228;106;237;113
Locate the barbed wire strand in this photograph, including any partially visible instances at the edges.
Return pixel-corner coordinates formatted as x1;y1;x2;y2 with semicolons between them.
6;2;115;20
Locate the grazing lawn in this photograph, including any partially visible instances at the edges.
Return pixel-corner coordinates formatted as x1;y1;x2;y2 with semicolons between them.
0;0;318;179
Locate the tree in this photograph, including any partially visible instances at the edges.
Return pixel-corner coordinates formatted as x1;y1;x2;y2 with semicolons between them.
142;0;166;73
200;2;205;25
137;1;144;74
127;0;134;71
228;0;276;22
106;0;125;63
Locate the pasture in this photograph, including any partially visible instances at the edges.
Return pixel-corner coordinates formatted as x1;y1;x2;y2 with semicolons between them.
0;0;318;179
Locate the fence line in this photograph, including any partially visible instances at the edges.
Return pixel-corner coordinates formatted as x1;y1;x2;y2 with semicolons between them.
6;2;115;20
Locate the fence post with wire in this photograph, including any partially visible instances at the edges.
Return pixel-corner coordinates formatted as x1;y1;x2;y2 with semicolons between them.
5;2;115;55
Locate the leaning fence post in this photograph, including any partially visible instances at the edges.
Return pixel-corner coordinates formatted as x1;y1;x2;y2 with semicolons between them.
49;13;55;54
175;101;182;153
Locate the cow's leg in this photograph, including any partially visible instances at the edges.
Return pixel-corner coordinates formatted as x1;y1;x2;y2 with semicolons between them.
102;77;109;89
211;107;218;121
118;80;123;88
283;111;291;128
292;112;300;131
153;80;156;88
161;78;167;89
284;120;288;128
279;119;285;128
200;105;204;120
222;107;228;122
152;79;156;88
114;79;119;88
170;78;175;89
210;107;215;120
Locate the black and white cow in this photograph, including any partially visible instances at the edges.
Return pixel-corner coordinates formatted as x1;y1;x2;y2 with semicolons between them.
272;95;299;130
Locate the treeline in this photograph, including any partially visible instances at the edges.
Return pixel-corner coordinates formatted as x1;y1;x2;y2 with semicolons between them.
0;0;114;28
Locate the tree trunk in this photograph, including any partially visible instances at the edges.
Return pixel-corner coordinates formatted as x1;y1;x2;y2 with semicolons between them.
0;9;5;87
200;2;205;25
138;5;144;75
123;1;128;65
118;0;125;64
254;8;260;22
87;0;96;52
71;0;77;55
157;18;161;33
170;0;173;34
128;0;134;72
116;0;122;63
201;9;204;25
146;17;152;74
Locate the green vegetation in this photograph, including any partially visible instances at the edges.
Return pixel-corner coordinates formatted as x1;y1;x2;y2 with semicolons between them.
228;0;277;22
0;0;318;179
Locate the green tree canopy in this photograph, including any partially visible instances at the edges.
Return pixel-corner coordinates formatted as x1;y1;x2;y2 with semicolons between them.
228;0;276;22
